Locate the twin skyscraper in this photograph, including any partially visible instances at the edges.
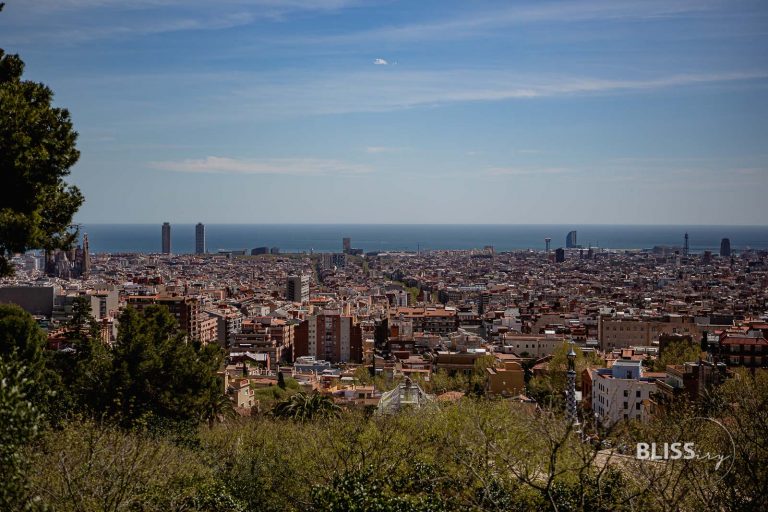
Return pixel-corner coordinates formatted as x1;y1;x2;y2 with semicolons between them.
161;222;206;254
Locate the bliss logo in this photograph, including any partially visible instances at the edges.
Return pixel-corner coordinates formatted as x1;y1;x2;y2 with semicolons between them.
632;418;735;478
636;442;696;461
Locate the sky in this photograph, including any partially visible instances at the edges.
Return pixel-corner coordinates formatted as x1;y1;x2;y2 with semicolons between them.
2;0;767;224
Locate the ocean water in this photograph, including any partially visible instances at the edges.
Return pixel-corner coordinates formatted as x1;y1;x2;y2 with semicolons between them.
77;224;768;255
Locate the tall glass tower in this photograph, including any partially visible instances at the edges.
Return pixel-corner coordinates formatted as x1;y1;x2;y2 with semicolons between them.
195;223;206;254
161;222;171;254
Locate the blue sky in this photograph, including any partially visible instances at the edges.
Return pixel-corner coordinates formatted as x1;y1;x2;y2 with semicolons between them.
2;0;767;224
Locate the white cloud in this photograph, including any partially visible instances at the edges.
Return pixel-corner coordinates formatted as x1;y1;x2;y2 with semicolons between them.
150;156;372;176
365;146;402;153
486;167;574;176
4;0;360;43
223;69;768;118
304;0;721;45
373;58;389;65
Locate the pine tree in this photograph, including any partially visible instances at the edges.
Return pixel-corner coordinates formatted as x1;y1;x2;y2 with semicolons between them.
0;3;83;276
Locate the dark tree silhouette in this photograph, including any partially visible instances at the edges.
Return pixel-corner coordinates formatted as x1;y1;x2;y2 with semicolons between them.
0;2;83;276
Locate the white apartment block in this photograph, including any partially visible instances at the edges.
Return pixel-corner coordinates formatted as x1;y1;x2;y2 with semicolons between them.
592;360;657;427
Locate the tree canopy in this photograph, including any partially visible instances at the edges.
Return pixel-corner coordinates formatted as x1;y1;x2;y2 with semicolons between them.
0;304;47;372
272;392;342;422
107;306;224;427
0;4;83;276
654;339;702;372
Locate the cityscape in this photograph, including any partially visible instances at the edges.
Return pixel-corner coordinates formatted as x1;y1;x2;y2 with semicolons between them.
2;1;768;511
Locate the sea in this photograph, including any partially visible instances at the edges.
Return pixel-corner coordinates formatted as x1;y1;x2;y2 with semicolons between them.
77;224;768;255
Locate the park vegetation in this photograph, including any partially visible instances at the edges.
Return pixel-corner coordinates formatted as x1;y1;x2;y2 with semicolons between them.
1;301;767;511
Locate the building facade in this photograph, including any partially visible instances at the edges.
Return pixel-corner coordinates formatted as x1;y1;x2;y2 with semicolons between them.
592;360;658;426
195;223;206;254
286;274;310;303
162;222;171;254
566;230;578;248
294;312;363;363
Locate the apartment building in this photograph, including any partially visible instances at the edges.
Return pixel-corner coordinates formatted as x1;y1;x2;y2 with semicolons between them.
592;360;660;426
294;311;363;363
126;294;200;340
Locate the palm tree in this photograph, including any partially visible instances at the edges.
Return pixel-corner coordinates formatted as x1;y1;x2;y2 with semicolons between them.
272;392;341;422
202;392;238;427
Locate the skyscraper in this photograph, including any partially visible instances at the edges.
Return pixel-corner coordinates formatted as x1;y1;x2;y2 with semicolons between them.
545;238;551;253
555;248;565;263
195;223;206;254
720;238;731;257
684;232;689;256
286;274;310;303
566;230;577;248
342;237;351;253
81;233;91;278
162;222;171;254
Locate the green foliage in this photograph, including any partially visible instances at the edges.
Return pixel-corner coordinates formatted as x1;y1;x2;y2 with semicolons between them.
354;364;373;385
0;304;47;372
710;369;768;511
202;391;238;428
9;381;768;512
424;369;468;395
527;343;604;407
0;38;83;276
272;392;342;422
107;306;224;427
419;355;495;397
0;358;44;510
310;464;447;511
67;296;101;341
26;419;239;512
250;383;294;410
0;304;60;422
527;375;563;409
654;339;702;372
47;299;111;422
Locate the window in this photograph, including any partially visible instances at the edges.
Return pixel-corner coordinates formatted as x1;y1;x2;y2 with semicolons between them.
636;403;641;410
623;390;628;397
636;390;641;398
623;402;628;409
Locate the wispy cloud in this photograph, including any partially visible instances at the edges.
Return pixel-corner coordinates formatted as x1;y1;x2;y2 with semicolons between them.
19;0;359;12
150;156;372;176
3;0;361;43
364;146;402;154
373;58;389;65
224;69;768;117
486;167;575;176
302;0;723;45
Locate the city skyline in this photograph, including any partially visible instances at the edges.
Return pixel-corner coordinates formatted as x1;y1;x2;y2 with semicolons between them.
76;222;768;255
2;0;767;224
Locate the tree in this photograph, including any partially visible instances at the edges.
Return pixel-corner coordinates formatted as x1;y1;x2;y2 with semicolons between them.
0;2;83;276
107;306;224;427
272;392;341;422
654;339;701;372
0;304;47;372
277;371;286;390
66;296;101;341
47;297;112;421
0;359;44;510
310;464;446;512
353;365;372;385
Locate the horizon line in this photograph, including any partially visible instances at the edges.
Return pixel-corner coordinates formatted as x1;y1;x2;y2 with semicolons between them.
74;222;768;227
